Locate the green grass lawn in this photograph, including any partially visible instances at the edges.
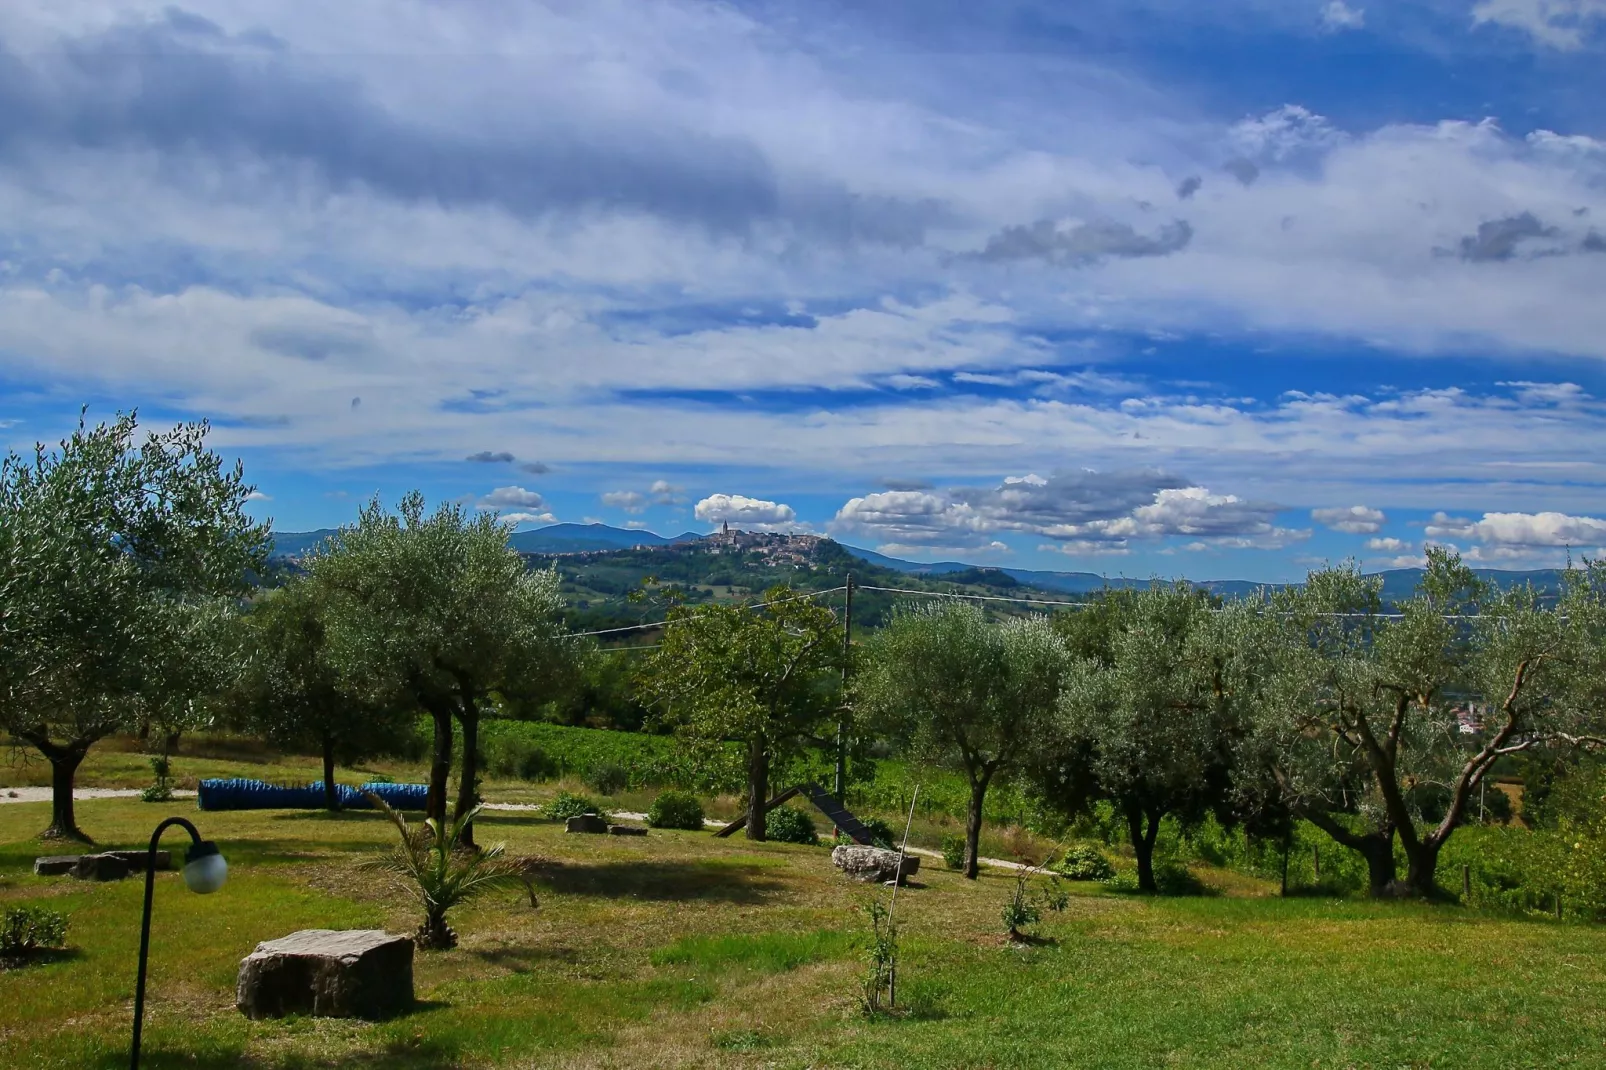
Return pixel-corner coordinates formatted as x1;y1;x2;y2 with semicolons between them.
3;794;1605;1069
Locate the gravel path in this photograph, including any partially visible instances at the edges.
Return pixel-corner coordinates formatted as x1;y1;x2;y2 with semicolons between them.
0;787;197;804
1;792;1032;871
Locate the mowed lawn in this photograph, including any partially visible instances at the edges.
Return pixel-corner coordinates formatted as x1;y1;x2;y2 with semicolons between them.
1;798;1604;1069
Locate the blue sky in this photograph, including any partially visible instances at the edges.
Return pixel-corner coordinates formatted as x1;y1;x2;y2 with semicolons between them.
3;0;1606;581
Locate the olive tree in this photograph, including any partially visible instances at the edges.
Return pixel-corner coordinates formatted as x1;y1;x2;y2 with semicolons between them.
857;603;1069;879
0;413;266;840
234;578;412;809
1244;550;1599;897
638;586;841;842
1041;586;1247;893
310;493;568;841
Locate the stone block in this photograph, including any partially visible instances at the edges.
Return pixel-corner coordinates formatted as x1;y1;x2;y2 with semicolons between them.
565;814;608;834
607;824;648;836
831;845;920;885
237;929;414;1020
105;849;173;872
33;855;80;877
71;853;131;881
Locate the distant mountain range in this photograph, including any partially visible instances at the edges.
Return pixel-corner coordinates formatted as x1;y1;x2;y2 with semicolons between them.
269;522;1566;598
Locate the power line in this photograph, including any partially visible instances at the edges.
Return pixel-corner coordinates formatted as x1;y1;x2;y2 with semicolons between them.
855;584;1096;608
568;585;848;638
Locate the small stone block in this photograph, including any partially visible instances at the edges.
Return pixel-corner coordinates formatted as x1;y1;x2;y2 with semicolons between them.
607;825;648;836
33;856;81;877
565;814;608;834
237;929;414;1020
71;853;131;881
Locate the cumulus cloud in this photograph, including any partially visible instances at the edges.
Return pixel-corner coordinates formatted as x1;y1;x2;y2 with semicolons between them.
974;219;1193;265
1320;1;1366;31
479;485;546;510
1312;505;1386;533
695;493;800;530
1472;0;1606;50
500;510;557;526
1366;536;1411;552
601;490;648;513
245;489;272;501
833;470;1297;553
1425;510;1606;547
603;480;684;513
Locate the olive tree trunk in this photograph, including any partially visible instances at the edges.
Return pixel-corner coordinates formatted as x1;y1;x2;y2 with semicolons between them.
746;736;769;842
963;766;995;881
20;733;93;842
321;733;340;811
1124;803;1163;894
422;702;455;826
454;696;481;850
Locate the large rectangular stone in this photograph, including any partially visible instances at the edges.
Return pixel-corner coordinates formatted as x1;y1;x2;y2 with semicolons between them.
237;929;414;1020
71;853;131;881
105;849;173;872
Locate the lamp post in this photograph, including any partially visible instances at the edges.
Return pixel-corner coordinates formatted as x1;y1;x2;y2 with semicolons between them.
130;816;227;1070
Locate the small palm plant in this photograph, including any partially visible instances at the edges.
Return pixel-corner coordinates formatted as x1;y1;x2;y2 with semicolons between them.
362;794;539;950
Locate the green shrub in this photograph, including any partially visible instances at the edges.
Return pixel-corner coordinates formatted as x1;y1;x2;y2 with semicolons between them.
484;734;555;781
859;817;896;849
140;755;174;803
0;906;68;959
1058;844;1115;881
583;762;629;796
647;790;706;830
542;791;608;822
941;835;966;870
766;806;817;845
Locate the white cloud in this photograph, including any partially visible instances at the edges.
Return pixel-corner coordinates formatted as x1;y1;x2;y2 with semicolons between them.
1039;540;1134;557
1472;0;1606;50
601;490;649;513
878;540;1012;558
500;510;557;526
1366;536;1411;552
834;472;1299;553
695;493;799;530
1425;510;1606;547
1319;1;1366;31
479;485;546;510
245;489;272;501
1312;505;1386;534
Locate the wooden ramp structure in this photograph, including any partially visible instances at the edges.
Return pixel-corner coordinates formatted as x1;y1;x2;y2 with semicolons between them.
712;782;876;844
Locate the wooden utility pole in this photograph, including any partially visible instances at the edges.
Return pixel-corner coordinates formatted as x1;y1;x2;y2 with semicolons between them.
834;574;853;802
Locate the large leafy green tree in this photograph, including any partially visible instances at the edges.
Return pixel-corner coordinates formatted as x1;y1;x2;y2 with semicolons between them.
0;413;267;840
857;603;1070;878
638;586;841;842
1244;550;1599;897
1041;586;1248;893
309;492;568;842
234;578;412;809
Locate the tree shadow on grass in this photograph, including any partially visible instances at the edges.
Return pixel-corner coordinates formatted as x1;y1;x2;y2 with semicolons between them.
96;1038;464;1070
0;946;84;970
470;943;582;972
535;859;787;904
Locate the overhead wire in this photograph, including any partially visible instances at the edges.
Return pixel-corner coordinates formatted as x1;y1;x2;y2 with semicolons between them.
568;584;848;638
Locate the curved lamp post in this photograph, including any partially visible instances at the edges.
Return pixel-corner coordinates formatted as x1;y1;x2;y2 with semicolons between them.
130;817;227;1070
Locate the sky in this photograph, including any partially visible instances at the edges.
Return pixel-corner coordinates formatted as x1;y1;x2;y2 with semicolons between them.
2;0;1606;581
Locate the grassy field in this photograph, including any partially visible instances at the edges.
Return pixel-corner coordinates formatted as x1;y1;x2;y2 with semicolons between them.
3;790;1605;1069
